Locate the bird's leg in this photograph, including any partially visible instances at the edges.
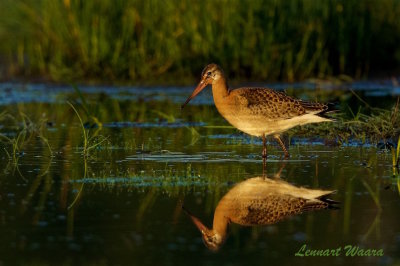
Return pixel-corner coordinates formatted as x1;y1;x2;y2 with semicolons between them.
274;134;289;159
273;161;287;179
262;134;267;158
262;164;266;178
262;134;267;175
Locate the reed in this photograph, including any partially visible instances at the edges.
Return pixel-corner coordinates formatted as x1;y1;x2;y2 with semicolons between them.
1;0;400;83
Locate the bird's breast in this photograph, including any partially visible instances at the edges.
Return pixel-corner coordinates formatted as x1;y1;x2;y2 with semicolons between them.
214;96;275;136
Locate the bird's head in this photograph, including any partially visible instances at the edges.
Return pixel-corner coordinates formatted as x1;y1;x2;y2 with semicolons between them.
181;64;224;108
201;229;224;252
182;205;225;251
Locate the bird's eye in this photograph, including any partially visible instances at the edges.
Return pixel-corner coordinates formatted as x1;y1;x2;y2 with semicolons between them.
207;71;212;76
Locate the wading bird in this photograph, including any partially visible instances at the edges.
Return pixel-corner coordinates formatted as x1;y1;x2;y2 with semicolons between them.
182;174;338;251
181;64;335;159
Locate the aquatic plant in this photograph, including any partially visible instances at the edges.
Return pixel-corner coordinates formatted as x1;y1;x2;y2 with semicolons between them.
67;101;108;157
0;109;52;167
290;94;400;145
68;155;87;210
392;135;400;181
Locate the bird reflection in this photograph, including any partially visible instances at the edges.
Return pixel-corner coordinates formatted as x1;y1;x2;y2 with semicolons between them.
182;165;339;251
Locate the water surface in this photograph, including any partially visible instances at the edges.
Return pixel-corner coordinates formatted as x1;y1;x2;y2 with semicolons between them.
0;82;399;265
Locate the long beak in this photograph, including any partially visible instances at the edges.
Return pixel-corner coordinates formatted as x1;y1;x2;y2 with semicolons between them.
181;80;208;109
182;205;210;235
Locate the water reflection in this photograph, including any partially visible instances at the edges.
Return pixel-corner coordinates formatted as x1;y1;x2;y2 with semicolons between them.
183;165;339;251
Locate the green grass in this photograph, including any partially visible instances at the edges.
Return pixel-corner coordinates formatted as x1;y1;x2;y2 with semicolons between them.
397;136;400;167
290;96;400;145
393;134;400;177
67;101;108;158
1;0;400;83
0;108;52;162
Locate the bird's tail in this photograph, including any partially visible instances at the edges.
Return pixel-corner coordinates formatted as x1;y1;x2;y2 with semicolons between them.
317;102;339;120
317;191;340;210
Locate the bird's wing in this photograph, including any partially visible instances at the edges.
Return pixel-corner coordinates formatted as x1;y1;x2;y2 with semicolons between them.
234;88;328;119
234;194;310;225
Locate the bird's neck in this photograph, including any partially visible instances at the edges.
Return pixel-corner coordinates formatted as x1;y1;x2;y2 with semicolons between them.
211;203;230;241
211;77;229;103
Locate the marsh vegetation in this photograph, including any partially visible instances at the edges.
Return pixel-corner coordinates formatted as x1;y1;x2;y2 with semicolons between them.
1;1;400;264
1;0;400;82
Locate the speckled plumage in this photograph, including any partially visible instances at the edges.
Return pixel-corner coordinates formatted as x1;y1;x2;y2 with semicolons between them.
184;176;338;250
235;88;329;120
219;177;334;226
182;64;335;158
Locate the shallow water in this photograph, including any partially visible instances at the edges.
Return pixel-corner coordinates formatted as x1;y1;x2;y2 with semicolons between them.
0;82;399;265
